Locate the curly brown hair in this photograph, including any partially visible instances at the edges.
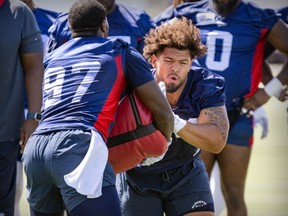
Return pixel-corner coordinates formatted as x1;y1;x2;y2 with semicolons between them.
143;17;207;63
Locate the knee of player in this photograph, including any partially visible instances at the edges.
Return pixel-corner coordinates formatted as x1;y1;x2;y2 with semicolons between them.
225;188;245;208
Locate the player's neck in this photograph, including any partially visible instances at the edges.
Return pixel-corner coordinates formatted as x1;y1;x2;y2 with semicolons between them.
167;78;187;108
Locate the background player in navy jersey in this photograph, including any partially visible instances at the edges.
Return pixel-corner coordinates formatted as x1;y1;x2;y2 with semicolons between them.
22;0;173;215
0;0;44;215
155;0;288;215
21;0;60;54
47;0;155;54
264;6;288;65
118;17;229;216
255;6;288;142
262;6;288;103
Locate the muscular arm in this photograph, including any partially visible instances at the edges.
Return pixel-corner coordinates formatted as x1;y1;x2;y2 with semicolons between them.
267;19;288;85
20;52;44;149
262;60;274;85
134;80;174;141
244;20;288;110
261;53;287;102
21;52;44;113
177;105;229;154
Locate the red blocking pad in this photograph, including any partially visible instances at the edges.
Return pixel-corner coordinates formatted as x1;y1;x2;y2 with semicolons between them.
107;91;167;174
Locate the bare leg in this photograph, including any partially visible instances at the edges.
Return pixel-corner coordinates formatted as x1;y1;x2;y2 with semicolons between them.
217;144;252;216
200;151;216;178
201;152;225;216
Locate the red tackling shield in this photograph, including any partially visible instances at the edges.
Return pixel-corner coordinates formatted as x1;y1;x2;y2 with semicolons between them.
107;91;167;174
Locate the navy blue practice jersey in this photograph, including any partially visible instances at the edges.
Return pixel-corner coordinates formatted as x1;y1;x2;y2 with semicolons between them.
278;6;288;23
153;1;211;26
36;37;154;141
137;67;226;172
47;4;155;54
106;4;155;52
154;1;279;111
263;6;288;59
33;7;60;37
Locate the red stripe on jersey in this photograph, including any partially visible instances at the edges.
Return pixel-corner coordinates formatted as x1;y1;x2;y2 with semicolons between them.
94;55;127;142
249;135;254;147
245;28;268;98
0;0;5;7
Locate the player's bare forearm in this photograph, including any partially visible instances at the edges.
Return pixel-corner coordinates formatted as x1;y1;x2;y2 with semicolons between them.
202;106;229;142
177;106;229;154
21;52;44;113
267;19;288;85
135;80;174;141
262;60;274;85
277;60;288;85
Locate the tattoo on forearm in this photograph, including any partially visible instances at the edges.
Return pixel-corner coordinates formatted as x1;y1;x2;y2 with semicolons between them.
204;107;228;141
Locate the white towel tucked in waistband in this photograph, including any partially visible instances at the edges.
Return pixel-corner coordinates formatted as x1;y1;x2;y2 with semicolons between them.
64;130;108;198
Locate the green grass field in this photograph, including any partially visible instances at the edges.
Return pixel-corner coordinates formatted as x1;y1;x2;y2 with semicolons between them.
20;63;288;215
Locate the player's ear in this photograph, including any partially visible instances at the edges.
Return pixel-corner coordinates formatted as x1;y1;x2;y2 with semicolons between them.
100;18;109;36
151;54;158;68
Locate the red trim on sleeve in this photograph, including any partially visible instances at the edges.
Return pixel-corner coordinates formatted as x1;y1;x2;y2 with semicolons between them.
94;55;127;142
245;28;268;98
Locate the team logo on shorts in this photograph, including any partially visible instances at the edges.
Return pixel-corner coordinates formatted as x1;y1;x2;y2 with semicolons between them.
192;200;207;209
